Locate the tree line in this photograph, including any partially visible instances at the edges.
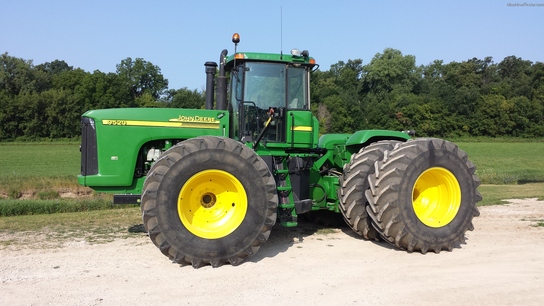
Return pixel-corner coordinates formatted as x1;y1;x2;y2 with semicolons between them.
0;53;205;140
311;49;544;138
1;50;543;141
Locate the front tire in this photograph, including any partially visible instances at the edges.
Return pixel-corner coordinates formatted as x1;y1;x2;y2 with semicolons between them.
141;136;278;267
366;138;481;253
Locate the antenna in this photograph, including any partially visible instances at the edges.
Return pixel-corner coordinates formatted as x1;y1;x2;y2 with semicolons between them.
280;6;283;59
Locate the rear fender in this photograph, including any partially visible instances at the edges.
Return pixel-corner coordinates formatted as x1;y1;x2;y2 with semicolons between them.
345;130;411;154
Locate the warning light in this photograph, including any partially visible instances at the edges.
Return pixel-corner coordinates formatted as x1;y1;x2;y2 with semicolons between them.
232;33;240;44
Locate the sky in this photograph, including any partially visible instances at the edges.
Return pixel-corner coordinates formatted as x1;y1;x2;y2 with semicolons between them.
1;0;543;91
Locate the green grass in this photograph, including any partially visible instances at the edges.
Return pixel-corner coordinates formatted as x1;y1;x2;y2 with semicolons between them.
0;142;82;197
478;183;544;205
1;140;542;187
0;142;80;178
447;137;544;143
0;194;123;217
457;142;544;184
0;206;139;232
0;139;543;214
0;207;143;248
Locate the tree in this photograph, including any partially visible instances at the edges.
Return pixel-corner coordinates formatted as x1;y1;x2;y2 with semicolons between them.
36;59;73;75
0;52;36;96
44;89;82;138
471;94;516;136
360;49;421;131
0;91;21;139
16;92;48;139
310;59;365;133
361;48;419;95
75;71;133;110
116;57;168;100
164;88;205;109
316;103;332;134
1;51;543;140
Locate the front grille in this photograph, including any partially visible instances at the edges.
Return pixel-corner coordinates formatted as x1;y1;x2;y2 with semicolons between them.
80;117;98;175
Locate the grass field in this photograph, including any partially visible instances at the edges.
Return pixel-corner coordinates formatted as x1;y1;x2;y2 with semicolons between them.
0;142;81;195
0;140;543;212
478;183;544;205
2;141;544;183
457;142;544;184
0;142;80;178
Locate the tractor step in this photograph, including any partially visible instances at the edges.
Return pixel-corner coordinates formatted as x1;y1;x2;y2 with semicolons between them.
113;194;141;205
294;199;313;214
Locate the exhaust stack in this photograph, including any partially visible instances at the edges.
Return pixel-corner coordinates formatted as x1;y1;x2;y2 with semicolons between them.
216;49;228;110
204;61;218;110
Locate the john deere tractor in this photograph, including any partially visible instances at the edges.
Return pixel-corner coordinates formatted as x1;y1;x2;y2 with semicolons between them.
78;33;481;268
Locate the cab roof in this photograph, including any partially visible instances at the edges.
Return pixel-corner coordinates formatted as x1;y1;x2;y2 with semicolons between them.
225;52;316;68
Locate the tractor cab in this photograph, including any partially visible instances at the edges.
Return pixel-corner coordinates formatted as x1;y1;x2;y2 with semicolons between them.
210;33;318;149
229;57;312;144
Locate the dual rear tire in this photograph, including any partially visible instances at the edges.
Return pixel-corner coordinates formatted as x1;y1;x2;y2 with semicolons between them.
340;138;481;253
339;141;400;240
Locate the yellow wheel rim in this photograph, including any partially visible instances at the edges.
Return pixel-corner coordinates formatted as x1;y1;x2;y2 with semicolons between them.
178;170;247;239
412;167;461;228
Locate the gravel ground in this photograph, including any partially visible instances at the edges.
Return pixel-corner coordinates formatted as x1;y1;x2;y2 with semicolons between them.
1;199;543;305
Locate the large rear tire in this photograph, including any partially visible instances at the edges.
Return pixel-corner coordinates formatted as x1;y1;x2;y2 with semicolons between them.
339;141;400;240
365;138;481;253
141;136;278;268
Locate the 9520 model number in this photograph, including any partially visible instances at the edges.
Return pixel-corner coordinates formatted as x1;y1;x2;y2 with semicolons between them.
103;120;128;126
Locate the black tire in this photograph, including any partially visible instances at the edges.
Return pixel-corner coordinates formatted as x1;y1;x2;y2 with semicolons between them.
365;138;481;254
141;136;278;268
338;141;401;240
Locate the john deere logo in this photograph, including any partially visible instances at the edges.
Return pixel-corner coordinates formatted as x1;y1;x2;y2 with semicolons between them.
169;116;219;123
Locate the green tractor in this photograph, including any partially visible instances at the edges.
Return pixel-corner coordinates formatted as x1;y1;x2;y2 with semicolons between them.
78;33;481;268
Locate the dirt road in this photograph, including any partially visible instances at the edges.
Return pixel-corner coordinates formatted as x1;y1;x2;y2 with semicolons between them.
1;199;543;305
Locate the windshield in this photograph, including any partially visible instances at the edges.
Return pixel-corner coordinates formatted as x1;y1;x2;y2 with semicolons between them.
243;62;308;109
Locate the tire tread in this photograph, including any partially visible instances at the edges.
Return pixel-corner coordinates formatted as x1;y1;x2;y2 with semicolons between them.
141;136;277;267
366;138;481;253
